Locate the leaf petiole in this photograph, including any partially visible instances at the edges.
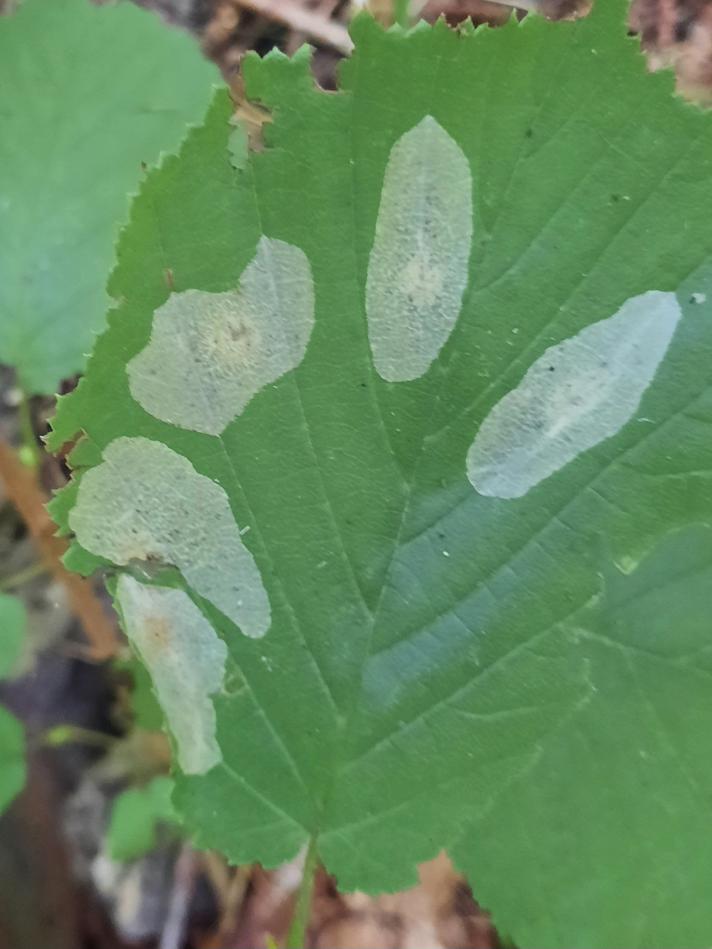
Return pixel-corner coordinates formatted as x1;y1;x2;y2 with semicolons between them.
284;836;319;949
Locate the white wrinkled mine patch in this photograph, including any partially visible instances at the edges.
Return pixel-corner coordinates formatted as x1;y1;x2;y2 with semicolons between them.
127;237;314;435
69;437;270;637
467;290;682;499
116;575;227;774
366;116;473;382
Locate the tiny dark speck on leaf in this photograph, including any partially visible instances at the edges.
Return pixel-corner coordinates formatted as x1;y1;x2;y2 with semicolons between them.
548;366;555;372
525;128;533;138
611;194;620;203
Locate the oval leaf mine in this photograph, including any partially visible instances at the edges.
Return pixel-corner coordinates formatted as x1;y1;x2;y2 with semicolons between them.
467;290;682;499
127;237;315;435
116;576;227;774
69;436;271;637
366;115;473;382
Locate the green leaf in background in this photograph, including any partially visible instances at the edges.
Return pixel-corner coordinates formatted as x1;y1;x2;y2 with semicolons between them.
107;775;179;861
49;5;712;947
0;0;217;394
0;593;26;677
0;594;27;813
0;708;25;815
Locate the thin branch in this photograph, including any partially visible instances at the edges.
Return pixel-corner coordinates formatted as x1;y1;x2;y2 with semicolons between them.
0;560;48;591
223;864;253;931
0;441;118;660
236;0;354;54
486;0;542;9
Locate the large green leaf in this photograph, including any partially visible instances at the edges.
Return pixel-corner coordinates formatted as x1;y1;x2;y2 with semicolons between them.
49;6;712;946
0;0;217;394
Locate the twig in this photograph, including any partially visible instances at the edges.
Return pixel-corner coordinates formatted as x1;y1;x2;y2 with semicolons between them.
220;864;253;939
0;441;118;660
160;845;196;949
489;0;541;8
285;0;341;55
0;560;48;591
236;0;354;54
202;853;254;941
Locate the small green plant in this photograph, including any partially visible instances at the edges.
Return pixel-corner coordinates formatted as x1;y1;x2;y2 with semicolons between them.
107;775;180;862
47;3;712;947
0;594;27;813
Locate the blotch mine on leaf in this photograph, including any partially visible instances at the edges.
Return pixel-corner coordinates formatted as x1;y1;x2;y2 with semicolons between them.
127;237;315;435
116;575;227;774
365;115;473;382
69;436;270;637
467;290;682;499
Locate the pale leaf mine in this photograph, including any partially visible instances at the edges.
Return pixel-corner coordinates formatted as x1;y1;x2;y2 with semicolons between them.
116;575;227;774
467;291;682;499
128;237;315;435
366;115;473;382
69;436;270;637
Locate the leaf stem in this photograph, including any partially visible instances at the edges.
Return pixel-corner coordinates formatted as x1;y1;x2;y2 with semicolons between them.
0;440;119;660
41;723;117;749
285;837;319;949
394;0;410;27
